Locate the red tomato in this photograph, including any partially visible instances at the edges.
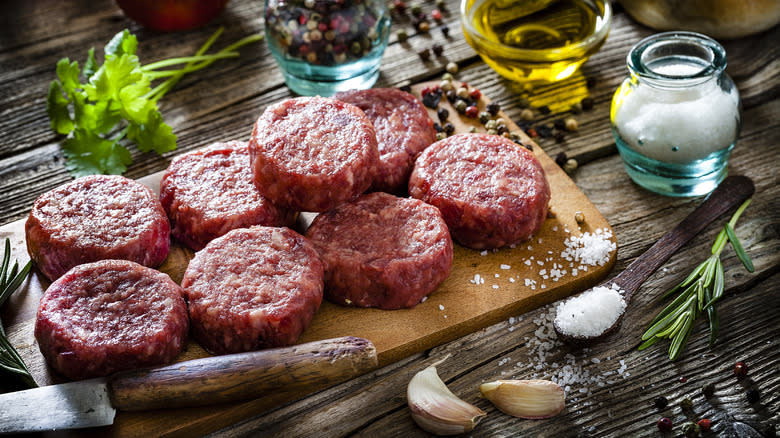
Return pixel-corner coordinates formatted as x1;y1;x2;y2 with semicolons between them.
115;0;230;32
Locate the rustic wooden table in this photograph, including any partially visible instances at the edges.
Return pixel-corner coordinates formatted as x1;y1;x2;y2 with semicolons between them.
1;0;778;437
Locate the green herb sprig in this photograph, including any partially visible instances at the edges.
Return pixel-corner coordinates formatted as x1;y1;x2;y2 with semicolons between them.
0;238;35;388
639;199;754;360
47;28;262;177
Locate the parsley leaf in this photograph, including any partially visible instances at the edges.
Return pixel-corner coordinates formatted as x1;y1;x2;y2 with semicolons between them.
46;81;73;135
46;28;263;178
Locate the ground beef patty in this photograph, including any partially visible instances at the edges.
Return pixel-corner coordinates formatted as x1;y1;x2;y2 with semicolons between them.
25;175;170;281
409;133;551;249
249;96;380;212
333;88;436;194
182;226;324;354
160;141;295;251
34;260;188;380
306;192;453;309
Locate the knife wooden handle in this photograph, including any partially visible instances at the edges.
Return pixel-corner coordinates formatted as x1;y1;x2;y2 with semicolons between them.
107;336;377;411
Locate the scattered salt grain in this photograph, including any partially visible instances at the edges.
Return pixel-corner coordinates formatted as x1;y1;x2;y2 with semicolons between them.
492;285;499;289
439;304;445;311
420;296;428;303
500;264;511;270
480;250;488;256
553;284;627;337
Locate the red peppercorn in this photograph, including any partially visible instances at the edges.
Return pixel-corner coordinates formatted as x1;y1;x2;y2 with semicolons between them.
657;417;673;432
298;15;307;25
465;105;479;118
469;88;482;100
461;81;469;88
421;86;431;97
318;22;329;32
527;128;538;138
697;419;712;432
679;376;688;383
431;9;442;21
734;361;748;379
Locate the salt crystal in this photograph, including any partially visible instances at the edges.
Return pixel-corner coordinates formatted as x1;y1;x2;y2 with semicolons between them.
439;304;445;311
500;264;511;270
560;228;616;267
480;250;488;256
495;273;500;278
553;285;627;337
492;285;499;289
509;277;515;283
420;296;428;303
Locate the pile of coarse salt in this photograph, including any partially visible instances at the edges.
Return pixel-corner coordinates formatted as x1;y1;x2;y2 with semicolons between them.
561;228;616;267
554;284;627;337
498;306;631;402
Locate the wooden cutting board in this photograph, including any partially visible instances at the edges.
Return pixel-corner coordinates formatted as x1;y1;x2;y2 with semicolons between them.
0;83;616;438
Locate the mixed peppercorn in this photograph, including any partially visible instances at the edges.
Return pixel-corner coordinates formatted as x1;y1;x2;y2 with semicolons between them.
265;0;389;66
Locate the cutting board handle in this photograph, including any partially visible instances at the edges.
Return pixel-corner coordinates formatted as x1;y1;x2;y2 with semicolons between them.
107;336;377;411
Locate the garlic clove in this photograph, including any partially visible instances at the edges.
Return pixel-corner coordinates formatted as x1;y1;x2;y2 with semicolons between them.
479;379;565;419
407;363;487;435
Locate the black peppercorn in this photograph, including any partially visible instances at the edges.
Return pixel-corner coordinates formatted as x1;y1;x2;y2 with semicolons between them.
702;382;715;398
418;48;431;61
440;24;450;37
653;395;669;410
746;389;760;403
399;85;412;93
422;88;442;108
538;105;551;115
553;131;565;143
497;125;508;135
443;123;455;135
437;107;449;122
432;43;444;57
536;125;553;138
486;101;501;116
553;118;566;130
445;90;457;103
581;96;595;111
433;122;443;133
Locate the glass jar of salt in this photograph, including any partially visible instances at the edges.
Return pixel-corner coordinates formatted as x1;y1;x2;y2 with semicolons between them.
610;31;741;197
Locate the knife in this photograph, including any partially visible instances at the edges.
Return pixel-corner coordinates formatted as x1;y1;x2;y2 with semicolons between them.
0;336;377;434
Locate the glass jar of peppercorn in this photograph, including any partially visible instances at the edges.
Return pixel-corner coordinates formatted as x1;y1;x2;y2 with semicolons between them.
265;0;391;96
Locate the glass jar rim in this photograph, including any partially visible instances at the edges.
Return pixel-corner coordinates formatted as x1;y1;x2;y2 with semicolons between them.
627;31;727;82
459;0;612;61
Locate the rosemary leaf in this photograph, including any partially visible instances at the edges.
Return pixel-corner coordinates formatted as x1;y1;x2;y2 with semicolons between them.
640;198;754;361
725;223;755;273
0;238;36;388
0;238;10;290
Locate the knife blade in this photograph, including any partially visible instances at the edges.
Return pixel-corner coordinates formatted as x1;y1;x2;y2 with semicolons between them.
0;336;377;434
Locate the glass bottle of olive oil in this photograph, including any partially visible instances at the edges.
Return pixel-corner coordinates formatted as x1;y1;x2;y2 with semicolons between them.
462;0;610;83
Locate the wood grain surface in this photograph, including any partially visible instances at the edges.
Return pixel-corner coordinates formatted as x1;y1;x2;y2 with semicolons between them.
0;0;777;437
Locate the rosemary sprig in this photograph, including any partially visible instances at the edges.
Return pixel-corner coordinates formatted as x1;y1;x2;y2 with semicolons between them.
0;238;35;388
639;199;754;360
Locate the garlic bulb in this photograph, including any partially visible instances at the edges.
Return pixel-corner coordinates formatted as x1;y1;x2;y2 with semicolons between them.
479;379;565;419
407;362;486;435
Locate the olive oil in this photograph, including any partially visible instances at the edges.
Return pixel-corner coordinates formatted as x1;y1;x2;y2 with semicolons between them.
462;0;609;83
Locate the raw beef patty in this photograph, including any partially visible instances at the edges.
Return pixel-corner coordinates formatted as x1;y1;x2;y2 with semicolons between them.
25;175;170;281
159;141;295;250
306;192;453;309
34;260;188;380
333;88;436;194
409;133;551;249
182;226;324;354
249;96;380;212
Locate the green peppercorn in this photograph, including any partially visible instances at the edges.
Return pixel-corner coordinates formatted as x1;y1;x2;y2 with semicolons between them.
435;132;447;141
520;108;534;121
485;120;497;130
479;111;491;124
456;87;469;99
435;0;446;10
509;131;522;141
571;102;583;113
410;3;422;15
440;80;454;92
682;422;700;437
564;158;578;173
680;397;693;411
446;62;459;74
487;128;498;135
468;126;478;133
496;118;506;127
442;72;453;82
396;29;408;42
454;100;467;113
